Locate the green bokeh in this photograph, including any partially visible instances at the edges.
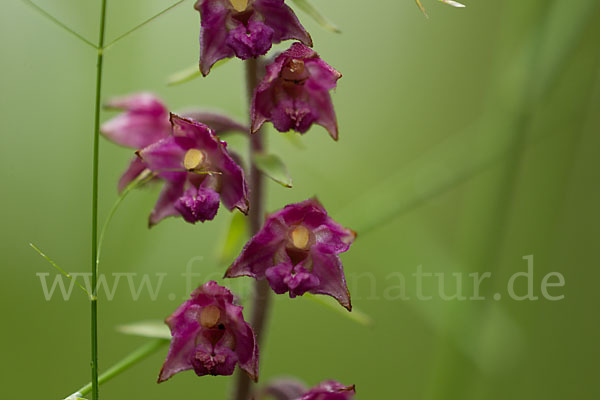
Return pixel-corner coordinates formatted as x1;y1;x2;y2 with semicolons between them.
2;0;599;398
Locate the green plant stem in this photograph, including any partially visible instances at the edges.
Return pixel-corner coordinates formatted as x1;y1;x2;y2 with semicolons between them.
91;1;108;399
96;172;154;267
232;57;270;400
68;339;168;398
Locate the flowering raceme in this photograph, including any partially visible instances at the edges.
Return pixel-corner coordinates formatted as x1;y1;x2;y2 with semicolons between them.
159;281;258;382
225;198;355;310
251;43;342;140
194;0;312;75
137;114;249;226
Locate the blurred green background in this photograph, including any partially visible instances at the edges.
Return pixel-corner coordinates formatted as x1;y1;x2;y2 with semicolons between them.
2;0;599;398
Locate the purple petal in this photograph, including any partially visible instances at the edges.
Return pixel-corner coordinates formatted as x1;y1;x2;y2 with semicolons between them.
149;177;186;227
253;0;313;46
305;58;342;92
171;114;249;214
191;342;238;376
226;216;288;279
300;381;356;400
117;157;148;193
195;0;235;76
179;109;249;135
279;197;327;226
174;186;220;223
265;262;294;294
269;97;318;134
251;53;287;133
260;379;308;400
136;136;191;180
194;280;236;304
226;17;274;60
159;300;203;383
266;262;320;297
307;88;339;140
225;302;259;381
101;92;170;148
158;326;197;382
309;251;352;311
312;220;356;255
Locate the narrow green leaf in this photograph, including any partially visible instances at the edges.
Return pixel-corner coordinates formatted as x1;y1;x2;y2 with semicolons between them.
217;212;249;264
291;0;341;33
117;320;171;339
167;58;231;86
64;394;87;400
71;339;168;398
305;293;373;326
253;153;293;188
30;243;91;297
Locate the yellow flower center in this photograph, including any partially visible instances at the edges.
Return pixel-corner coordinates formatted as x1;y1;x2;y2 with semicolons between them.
291;225;311;250
229;0;248;12
183;149;205;170
199;305;221;328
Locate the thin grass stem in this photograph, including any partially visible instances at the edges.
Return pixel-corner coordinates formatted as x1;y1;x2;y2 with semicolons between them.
90;1;108;398
103;0;186;50
29;243;91;297
22;0;97;49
